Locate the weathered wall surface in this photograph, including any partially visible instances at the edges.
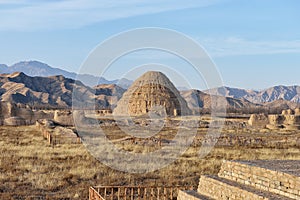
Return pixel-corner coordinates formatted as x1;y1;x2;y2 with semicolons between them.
218;160;300;199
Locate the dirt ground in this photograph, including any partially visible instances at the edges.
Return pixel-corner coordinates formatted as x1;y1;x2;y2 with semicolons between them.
0;124;299;199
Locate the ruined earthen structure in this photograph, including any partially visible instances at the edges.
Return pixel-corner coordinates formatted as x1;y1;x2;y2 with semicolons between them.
113;71;191;116
249;109;300;130
294;108;300;115
0;101;53;125
266;114;284;130
97;109;112;115
283;114;300;130
248;113;269;128
53;110;74;126
4;116;27;126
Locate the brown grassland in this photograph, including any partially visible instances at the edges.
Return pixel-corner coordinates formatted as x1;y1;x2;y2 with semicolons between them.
0;124;300;199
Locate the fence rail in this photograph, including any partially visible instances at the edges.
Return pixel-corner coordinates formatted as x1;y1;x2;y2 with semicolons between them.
89;185;194;200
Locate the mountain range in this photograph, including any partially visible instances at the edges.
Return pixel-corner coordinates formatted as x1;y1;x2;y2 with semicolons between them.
0;71;297;114
0;61;132;89
0;72;125;109
180;89;259;112
206;86;300;104
0;72;258;112
0;60;300;112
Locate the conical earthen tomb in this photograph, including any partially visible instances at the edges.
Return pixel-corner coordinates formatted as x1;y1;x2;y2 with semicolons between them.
113;71;191;116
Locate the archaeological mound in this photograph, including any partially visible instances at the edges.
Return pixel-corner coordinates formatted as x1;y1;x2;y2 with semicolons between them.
113;71;191;117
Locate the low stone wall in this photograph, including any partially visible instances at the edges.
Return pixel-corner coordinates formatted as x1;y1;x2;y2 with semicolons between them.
177;190;211;200
218;160;300;199
36;120;81;145
197;175;267;200
194;134;299;149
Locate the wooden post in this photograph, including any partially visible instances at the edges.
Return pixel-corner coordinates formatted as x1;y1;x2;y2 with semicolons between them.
163;188;167;200
151;188;154;200
89;187;92;200
124;187;127;200
48;132;52;145
111;188;113;200
138;187;141;200
117;187;120;200
131;188;134;200
144;187;147;199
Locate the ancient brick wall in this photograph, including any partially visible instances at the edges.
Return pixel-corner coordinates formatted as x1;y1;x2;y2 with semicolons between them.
218;160;300;199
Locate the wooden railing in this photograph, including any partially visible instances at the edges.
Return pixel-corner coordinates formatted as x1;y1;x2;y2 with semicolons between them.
89;185;194;200
90;187;105;200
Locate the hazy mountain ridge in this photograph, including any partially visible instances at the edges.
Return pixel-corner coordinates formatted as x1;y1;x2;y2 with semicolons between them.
0;64;8;71
0;61;133;89
206;85;300;104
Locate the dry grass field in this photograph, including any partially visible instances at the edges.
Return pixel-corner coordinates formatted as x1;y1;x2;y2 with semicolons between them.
0;125;300;199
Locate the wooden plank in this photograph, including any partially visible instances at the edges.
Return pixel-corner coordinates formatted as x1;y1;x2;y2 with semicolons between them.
138;187;141;200
144;187;147;199
151;188;154;200
163;187;167;200
89;187;92;200
124;187;127;200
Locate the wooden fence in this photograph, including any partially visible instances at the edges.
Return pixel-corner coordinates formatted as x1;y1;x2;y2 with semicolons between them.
90;187;105;200
89;185;194;200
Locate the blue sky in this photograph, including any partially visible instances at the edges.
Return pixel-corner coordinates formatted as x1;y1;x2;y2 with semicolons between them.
0;0;299;90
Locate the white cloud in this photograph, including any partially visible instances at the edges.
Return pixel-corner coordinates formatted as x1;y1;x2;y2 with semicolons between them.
200;37;300;57
0;0;26;4
0;0;223;31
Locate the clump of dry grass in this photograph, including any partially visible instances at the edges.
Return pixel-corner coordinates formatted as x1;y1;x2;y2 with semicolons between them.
0;125;299;199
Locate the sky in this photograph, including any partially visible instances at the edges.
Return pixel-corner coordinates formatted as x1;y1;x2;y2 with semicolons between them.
0;0;299;90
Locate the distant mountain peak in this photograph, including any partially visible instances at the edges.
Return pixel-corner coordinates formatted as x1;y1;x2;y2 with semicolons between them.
16;60;47;65
0;60;133;88
206;85;300;104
